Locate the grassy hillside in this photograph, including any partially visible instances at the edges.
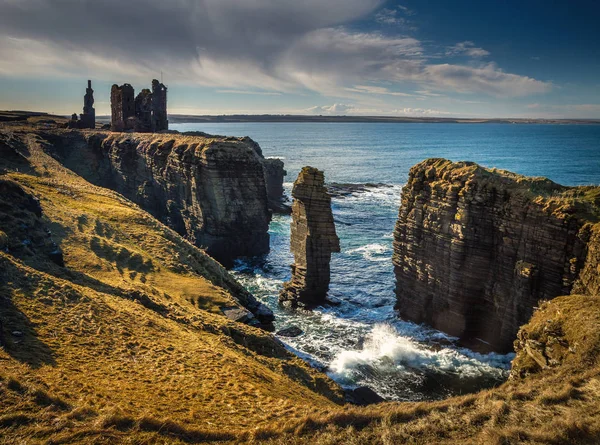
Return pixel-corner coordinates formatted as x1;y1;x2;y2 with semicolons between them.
0;129;342;443
1;126;600;444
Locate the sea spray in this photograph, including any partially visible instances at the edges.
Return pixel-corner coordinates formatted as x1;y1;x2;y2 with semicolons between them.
329;324;512;381
232;182;513;401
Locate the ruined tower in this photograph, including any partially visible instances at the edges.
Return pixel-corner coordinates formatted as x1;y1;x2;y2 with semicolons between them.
151;79;168;132
110;83;135;131
110;80;168;133
79;80;95;129
134;89;153;132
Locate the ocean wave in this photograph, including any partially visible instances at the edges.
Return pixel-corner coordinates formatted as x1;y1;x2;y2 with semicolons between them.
331;184;402;208
347;243;391;262
329;324;512;381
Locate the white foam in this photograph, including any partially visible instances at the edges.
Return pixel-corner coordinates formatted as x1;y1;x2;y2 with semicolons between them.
329;324;512;380
347;243;391;262
335;184;402;207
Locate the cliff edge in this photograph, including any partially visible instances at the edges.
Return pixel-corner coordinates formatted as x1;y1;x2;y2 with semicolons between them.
393;158;599;352
41;131;282;267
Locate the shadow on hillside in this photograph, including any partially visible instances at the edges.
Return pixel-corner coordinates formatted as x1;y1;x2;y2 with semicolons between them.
0;294;56;368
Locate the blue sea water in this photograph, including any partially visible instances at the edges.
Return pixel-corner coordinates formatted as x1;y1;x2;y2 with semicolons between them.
172;122;600;401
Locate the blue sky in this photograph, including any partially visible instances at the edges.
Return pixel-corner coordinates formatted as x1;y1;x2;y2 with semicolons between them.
0;0;599;118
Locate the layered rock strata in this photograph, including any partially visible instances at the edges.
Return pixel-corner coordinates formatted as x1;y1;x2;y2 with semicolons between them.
262;158;290;213
50;131;274;268
393;158;596;352
280;167;340;308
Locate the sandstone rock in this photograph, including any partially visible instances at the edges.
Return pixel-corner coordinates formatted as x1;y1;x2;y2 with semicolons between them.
393;159;594;352
280;167;340;308
262;158;290;214
222;307;255;324
346;386;385;405
573;224;600;297
56;132;273;268
276;326;303;337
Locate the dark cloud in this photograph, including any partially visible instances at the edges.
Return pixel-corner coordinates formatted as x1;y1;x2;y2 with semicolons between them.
0;0;551;97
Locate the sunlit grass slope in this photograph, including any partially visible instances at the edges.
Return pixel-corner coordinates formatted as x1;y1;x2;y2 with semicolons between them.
0;130;342;443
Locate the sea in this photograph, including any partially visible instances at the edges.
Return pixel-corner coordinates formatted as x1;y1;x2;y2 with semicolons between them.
172;122;600;401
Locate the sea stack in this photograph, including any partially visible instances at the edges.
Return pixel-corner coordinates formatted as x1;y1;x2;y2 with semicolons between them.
393;158;593;352
280;167;340;308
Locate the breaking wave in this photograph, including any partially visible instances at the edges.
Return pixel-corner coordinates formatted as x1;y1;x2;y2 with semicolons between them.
330;324;512;379
347;243;391;262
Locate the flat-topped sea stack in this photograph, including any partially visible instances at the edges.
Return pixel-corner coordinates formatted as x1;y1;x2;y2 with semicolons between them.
280;167;340;308
393;158;600;352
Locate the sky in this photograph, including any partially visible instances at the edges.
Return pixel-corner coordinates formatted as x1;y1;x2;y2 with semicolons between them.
0;0;599;118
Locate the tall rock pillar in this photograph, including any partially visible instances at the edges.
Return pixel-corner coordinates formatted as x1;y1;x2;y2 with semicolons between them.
280;167;340;308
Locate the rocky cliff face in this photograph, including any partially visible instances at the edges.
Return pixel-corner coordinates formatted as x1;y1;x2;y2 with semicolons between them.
280;167;340;308
393;159;596;352
47;131;278;268
262;158;290;213
573;224;600;297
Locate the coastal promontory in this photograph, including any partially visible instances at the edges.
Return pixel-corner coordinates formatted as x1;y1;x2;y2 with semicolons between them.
393;158;599;352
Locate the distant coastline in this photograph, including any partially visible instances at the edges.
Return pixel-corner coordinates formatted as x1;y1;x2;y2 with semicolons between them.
2;110;599;125
117;114;600;125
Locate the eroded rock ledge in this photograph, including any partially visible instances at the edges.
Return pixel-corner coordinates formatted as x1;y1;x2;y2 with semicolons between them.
280;167;340;308
46;131;285;268
393;158;599;352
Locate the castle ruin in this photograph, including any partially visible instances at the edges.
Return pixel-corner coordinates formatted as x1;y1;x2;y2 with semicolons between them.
111;79;168;132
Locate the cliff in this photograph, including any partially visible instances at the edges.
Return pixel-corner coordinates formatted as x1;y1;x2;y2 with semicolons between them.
262;158;291;213
393;158;598;352
280;167;340;308
43;131;280;268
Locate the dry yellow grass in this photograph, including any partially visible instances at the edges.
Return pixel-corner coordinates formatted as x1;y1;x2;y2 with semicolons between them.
1;127;600;444
0;129;342;443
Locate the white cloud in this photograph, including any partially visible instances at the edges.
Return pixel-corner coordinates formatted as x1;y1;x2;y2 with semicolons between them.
306;104;355;115
345;85;415;96
446;41;490;58
0;0;552;105
305;103;450;116
374;7;415;28
216;90;282;96
421;63;551;96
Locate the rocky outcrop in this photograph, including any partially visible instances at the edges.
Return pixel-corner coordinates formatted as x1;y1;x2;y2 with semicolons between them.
49;131;274;267
393;159;597;352
511;294;600;378
280;167;340;308
573;224;600;297
262;158;290;213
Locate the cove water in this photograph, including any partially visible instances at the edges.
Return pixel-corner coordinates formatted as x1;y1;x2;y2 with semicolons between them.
173;122;600;401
